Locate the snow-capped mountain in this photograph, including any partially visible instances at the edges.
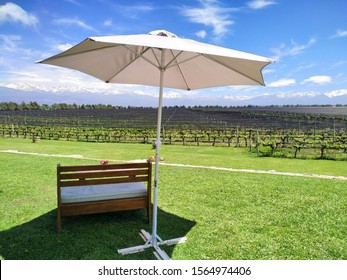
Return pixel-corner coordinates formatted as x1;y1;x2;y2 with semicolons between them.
1;84;346;107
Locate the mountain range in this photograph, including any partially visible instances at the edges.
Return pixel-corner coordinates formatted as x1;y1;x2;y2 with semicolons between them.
1;85;346;107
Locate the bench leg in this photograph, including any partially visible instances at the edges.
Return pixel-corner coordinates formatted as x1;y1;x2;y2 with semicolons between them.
147;205;152;224
57;208;62;234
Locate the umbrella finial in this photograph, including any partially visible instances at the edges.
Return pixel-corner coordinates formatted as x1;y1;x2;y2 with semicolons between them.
149;30;177;38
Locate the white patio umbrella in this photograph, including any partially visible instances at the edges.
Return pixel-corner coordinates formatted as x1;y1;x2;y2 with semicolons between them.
38;30;273;259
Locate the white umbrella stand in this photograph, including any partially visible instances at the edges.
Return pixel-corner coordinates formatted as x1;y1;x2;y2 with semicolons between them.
38;30;273;260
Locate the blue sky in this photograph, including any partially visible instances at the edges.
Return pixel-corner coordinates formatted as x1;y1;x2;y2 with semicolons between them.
0;0;347;106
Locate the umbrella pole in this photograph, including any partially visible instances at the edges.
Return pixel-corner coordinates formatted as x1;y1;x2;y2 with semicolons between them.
118;49;187;260
151;60;165;247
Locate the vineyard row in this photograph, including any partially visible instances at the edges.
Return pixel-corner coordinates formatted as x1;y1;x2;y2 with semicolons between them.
1;124;346;160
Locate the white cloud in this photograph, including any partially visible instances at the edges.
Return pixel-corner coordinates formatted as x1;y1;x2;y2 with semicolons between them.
181;0;237;38
267;78;296;87
195;30;207;38
103;19;114;27
325;89;347;98
294;63;317;72
331;60;347;68
102;18;123;32
64;0;84;7
330;29;347;39
247;0;277;10
0;2;38;27
55;43;73;52
271;38;316;60
0;34;22;51
52;18;97;32
262;68;275;74
113;3;154;19
127;4;154;13
0;34;39;64
302;75;331;85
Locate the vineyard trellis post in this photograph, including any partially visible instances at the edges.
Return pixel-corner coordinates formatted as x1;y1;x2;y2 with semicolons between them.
256;129;260;155
249;129;253;151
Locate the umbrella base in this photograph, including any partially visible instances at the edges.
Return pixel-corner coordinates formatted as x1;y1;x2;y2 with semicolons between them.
117;229;187;260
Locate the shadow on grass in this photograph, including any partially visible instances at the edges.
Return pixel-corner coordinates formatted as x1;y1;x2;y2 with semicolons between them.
0;208;196;260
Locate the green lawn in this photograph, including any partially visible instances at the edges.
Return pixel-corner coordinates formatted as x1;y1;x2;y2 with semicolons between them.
0;138;346;259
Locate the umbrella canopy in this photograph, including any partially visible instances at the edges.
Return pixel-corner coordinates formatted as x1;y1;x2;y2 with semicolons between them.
39;30;271;89
38;30;273;259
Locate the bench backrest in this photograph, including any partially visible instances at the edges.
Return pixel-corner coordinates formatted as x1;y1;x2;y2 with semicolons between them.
57;160;152;188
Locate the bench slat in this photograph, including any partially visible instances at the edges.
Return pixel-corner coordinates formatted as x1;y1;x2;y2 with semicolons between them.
59;162;149;172
61;197;147;216
59;169;149;180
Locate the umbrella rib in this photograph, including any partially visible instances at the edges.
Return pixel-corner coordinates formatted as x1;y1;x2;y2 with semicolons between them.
38;43;121;63
165;53;201;69
150;48;161;68
165;49;191;90
123;45;160;69
202;54;266;85
166;52;203;90
164;50;183;69
106;46;160;83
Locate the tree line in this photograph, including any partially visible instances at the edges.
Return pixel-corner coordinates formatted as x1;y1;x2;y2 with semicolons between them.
1;101;346;111
0;102;124;111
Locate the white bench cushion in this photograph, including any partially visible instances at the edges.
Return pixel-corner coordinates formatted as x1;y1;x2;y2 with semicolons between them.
61;182;147;204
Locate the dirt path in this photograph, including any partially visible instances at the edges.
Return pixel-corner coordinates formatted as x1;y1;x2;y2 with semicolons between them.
160;162;347;181
1;149;346;181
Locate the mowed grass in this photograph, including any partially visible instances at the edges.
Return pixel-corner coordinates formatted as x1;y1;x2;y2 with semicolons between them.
0;138;346;260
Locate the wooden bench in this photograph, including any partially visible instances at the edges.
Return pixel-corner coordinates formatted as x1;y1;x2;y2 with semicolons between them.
56;159;152;233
